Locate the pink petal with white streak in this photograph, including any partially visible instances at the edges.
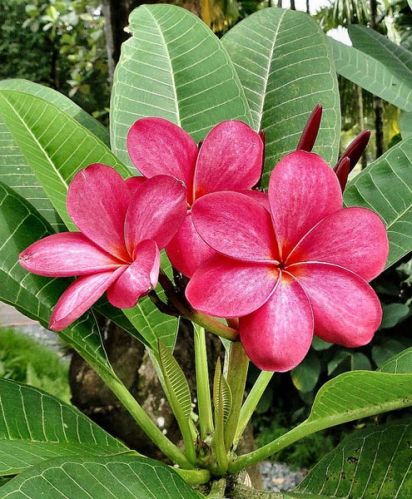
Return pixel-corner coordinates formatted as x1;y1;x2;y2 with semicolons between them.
240;273;313;372
290;262;382;347
19;232;122;277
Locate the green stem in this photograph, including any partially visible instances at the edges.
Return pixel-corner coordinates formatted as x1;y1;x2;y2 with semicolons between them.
224;342;249;451
233;371;273;447
173;467;211;485
100;371;194;469
207;478;227;497
194;324;214;439
229;421;312;473
158;271;238;341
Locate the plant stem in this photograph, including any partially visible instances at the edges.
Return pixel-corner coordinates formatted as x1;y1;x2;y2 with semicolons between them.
194;324;214;439
173;467;211;485
229;421;313;473
207;478;227;497
158;271;238;341
224;342;249;450
233;371;273;447
100;371;194;469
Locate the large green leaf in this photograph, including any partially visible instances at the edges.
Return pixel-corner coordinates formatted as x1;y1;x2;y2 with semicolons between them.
0;80;109;144
0;89;129;229
348;25;412;83
0;80;108;232
0;379;127;476
296;420;412;498
0;182;115;380
222;8;340;186
344;137;412;268
110;4;251;167
330;37;412;112
380;348;412;373
400;111;412;139
0;455;201;498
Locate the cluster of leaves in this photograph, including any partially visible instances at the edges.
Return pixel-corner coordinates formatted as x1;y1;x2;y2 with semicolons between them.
0;3;412;497
1;0;109;118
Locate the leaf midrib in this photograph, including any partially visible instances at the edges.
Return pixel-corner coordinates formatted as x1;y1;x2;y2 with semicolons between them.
143;5;181;127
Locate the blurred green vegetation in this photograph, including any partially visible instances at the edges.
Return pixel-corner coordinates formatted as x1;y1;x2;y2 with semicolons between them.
0;328;70;403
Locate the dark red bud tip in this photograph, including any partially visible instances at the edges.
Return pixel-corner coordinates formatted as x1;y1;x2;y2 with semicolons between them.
296;105;323;152
334;156;351;191
338;130;371;169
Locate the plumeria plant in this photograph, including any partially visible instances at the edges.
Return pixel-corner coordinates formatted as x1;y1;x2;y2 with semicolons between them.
0;4;412;498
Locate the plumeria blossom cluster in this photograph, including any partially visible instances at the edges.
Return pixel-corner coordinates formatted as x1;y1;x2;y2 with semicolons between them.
20;107;389;372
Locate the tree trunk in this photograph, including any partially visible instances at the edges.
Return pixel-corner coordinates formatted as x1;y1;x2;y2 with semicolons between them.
370;0;384;158
306;0;310;14
277;0;283;8
290;0;296;10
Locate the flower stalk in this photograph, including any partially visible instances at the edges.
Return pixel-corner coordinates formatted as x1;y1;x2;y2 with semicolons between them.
194;324;214;439
224;341;249;451
98;370;194;470
233;371;273;448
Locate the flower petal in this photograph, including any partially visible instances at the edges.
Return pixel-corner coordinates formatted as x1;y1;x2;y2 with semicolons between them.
193;121;263;198
166;213;215;277
269;151;342;258
107;240;160;308
67;164;130;261
290;263;382;347
288;207;389;281
186;255;278;318
192;192;278;262
49;268;124;331
126;176;146;196
127;117;198;190
19;233;123;277
240;273;313;372
124;175;187;256
239;190;270;212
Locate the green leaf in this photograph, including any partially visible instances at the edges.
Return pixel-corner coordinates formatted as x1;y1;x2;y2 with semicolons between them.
158;341;195;462
348;25;412;83
222;8;340;186
0;455;202;498
330;37;412;111
380;347;412;373
110;4;252;167
296;420;412;498
305;370;412;432
0;79;109;144
400;111;412;139
344;137;412;268
0;182;115;380
0;379;127;476
372;339;406;368
380;303;410;329
291;351;321;392
0;89;130;229
213;359;232;425
158;342;192;421
0;80;108;232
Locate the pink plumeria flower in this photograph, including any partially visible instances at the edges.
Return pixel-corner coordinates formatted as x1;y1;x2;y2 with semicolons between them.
186;151;389;372
127;117;264;277
19;164;186;331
